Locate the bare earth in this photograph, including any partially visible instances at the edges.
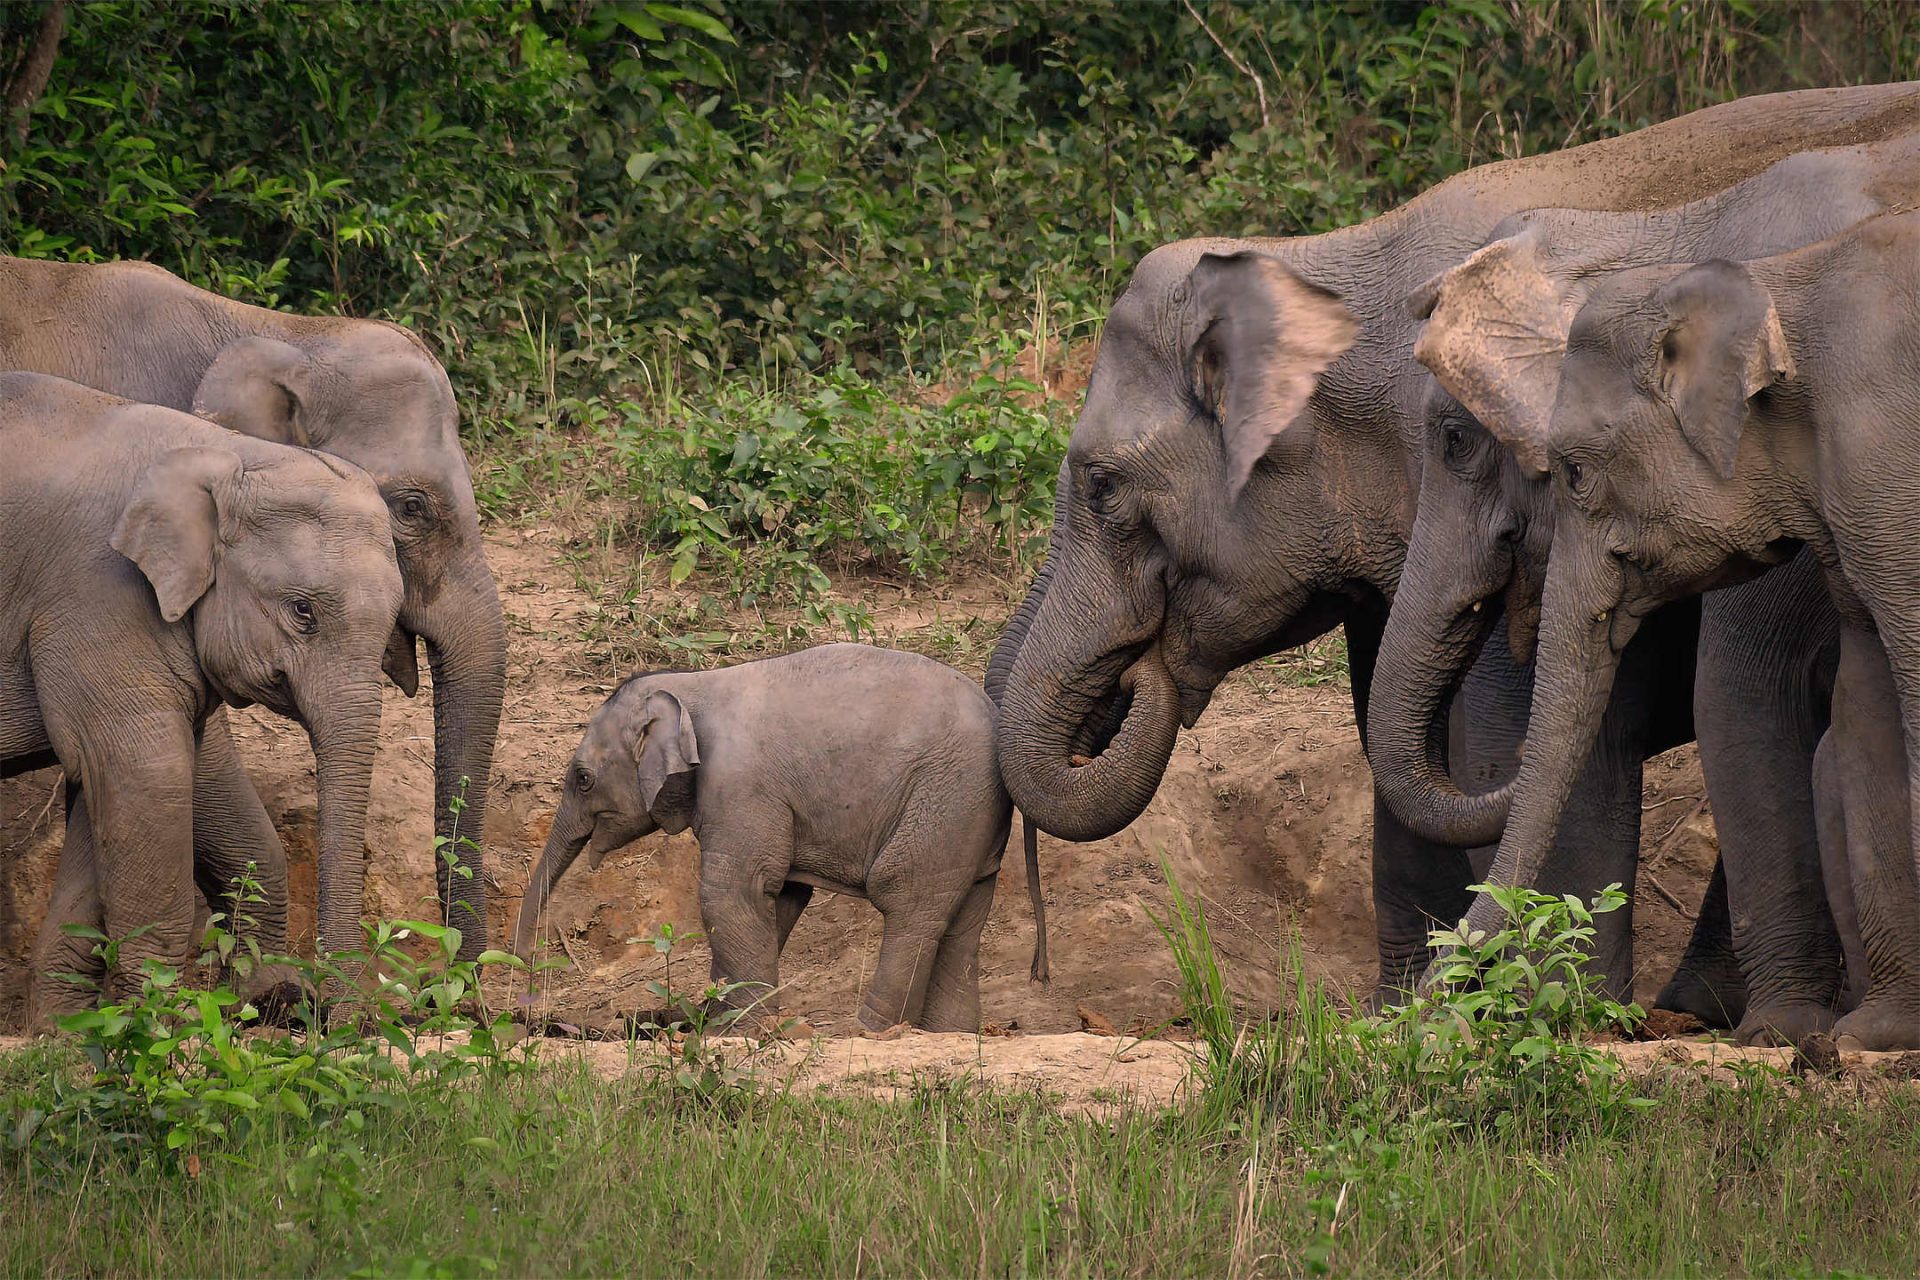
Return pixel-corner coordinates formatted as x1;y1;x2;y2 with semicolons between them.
0;520;1729;1085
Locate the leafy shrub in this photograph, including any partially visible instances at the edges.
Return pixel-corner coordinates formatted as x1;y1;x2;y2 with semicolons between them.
1369;882;1650;1133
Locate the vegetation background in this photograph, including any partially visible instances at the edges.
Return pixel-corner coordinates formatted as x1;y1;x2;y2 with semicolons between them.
8;6;1920;1274
5;0;1917;611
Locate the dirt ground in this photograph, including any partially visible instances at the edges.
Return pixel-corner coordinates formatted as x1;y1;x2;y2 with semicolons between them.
0;525;1725;1046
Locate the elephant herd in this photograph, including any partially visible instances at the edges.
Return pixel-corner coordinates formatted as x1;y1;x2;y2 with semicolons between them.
8;80;1920;1049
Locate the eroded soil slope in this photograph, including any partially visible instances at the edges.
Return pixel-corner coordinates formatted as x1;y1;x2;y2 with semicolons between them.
0;529;1721;1034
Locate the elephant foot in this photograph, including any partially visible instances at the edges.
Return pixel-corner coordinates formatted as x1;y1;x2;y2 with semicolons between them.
1832;1001;1920;1052
1735;1001;1837;1048
1654;965;1746;1031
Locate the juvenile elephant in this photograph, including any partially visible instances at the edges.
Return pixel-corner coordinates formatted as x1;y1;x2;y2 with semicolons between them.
514;644;1041;1032
1367;134;1920;1039
988;81;1920;1012
0;373;404;1002
1438;209;1920;1048
0;256;505;957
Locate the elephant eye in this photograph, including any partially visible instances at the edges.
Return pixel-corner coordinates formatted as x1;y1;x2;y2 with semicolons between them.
1443;427;1466;460
573;765;595;794
1561;460;1586;492
1083;467;1119;515
394;492;433;524
288;597;318;634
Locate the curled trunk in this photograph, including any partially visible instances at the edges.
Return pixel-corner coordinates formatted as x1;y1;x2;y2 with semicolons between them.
422;562;509;959
998;644;1182;842
985;461;1069;709
1367;572;1511;847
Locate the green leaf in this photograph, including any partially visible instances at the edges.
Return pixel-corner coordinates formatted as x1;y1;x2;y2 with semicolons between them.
647;4;736;43
614;8;666;41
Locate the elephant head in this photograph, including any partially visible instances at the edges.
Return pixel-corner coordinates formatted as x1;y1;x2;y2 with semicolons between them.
991;241;1360;841
111;439;405;964
513;682;699;958
191;324;506;953
1467;257;1799;916
1366;229;1584;844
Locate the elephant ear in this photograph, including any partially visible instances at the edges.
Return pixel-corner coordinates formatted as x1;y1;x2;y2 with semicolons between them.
1408;230;1575;477
191;337;316;446
633;689;700;835
1651;260;1794;481
111;446;245;623
1186;251;1357;502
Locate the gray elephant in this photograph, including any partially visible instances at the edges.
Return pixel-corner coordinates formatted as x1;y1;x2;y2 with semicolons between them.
1438;208;1920;1049
987;81;1920;1013
1367;134;1920;1040
0;256;505;957
0;372;403;1002
514;644;1042;1032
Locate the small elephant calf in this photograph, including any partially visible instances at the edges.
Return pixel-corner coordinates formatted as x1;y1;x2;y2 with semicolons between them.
513;643;1045;1032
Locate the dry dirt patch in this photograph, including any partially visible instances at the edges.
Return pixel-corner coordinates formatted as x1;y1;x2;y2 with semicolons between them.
1;525;1722;1038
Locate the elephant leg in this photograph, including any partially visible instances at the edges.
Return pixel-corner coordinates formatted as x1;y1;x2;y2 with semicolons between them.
858;828;957;1031
697;839;787;1024
28;785;105;1025
1828;626;1920;1051
918;875;997;1033
1655;856;1748;1029
1812;730;1870;1014
1696;556;1846;1045
774;882;813;955
1348;606;1476;1002
57;722;200;1001
189;713;290;957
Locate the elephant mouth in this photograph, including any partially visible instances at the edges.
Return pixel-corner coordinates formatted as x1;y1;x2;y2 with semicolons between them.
1064;654;1209;767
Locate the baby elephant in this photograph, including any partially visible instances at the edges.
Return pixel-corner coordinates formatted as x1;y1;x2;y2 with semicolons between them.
514;644;1044;1032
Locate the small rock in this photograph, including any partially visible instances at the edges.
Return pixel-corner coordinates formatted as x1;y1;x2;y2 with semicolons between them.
1637;1008;1706;1041
1790;1031;1843;1077
1878;1051;1920;1080
980;1019;1021;1037
1077;1004;1120;1036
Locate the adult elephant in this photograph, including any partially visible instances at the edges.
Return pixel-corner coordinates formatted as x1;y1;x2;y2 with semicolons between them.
989;81;1920;1009
1366;134;1920;1039
1426;209;1920;1047
0;257;505;958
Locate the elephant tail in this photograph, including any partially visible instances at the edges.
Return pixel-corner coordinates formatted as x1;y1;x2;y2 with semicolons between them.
1022;813;1050;984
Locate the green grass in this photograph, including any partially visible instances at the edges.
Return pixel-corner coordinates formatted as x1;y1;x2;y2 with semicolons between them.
3;1043;1917;1277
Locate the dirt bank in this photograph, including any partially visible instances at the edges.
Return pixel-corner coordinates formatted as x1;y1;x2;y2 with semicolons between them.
0;527;1722;1036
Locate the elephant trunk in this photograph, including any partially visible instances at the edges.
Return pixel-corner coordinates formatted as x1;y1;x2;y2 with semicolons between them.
420;562;508;958
1367;568;1511;847
998;641;1181;842
985;460;1069;709
513;792;595;960
1469;546;1642;927
309;686;385;971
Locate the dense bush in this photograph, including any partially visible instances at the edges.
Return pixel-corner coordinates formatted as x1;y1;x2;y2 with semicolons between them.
4;0;1917;590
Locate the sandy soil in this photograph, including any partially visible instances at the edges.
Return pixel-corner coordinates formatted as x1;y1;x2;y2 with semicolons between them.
0;522;1725;1068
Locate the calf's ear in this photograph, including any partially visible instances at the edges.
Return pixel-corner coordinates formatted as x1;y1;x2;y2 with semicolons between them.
633;690;700;835
1652;260;1793;481
111;446;244;622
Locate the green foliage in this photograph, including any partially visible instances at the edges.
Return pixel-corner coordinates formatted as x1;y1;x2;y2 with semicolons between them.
625;922;782;1103
6;1;1918;603
3;798;545;1180
1370;882;1650;1132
